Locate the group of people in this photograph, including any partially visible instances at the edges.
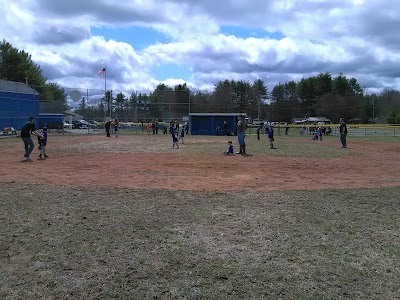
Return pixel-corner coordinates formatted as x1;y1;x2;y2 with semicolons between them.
225;115;276;155
20;116;48;162
19;115;348;161
171;120;187;148
105;119;120;137
225;116;348;155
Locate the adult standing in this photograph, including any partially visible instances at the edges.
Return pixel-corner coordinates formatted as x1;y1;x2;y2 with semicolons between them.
236;115;247;155
223;121;228;136
284;123;290;135
20;116;44;161
151;119;156;134
185;121;189;135
339;118;348;148
155;119;159;134
256;124;261;140
105;120;111;137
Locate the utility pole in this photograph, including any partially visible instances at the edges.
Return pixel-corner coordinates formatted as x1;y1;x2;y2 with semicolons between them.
372;98;375;123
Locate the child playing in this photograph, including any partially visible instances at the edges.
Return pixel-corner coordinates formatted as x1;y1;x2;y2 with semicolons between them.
312;127;323;141
113;119;120;137
267;125;275;149
256;126;261;140
225;141;234;155
146;123;151;134
37;127;49;159
312;129;319;140
172;127;179;149
179;125;185;144
318;127;323;141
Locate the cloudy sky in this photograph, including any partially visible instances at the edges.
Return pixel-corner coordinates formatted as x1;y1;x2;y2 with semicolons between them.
2;0;400;105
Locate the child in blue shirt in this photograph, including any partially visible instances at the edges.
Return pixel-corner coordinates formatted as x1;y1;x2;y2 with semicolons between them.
37;127;49;159
179;125;185;144
225;141;234;155
267;125;275;149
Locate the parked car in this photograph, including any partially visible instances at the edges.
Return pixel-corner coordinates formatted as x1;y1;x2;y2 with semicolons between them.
3;127;17;135
88;120;100;128
71;120;89;129
63;122;75;129
252;118;265;126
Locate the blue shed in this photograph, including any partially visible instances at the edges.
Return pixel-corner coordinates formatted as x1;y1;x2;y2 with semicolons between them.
0;80;40;130
37;113;64;129
189;113;248;135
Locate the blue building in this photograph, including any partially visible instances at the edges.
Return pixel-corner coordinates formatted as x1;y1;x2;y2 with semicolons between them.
189;113;247;135
0;80;63;130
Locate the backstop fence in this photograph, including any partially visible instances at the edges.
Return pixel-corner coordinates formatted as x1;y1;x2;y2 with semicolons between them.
61;87;191;122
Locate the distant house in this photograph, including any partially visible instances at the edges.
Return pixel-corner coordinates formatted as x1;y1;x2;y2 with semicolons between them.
63;110;84;122
291;118;307;124
304;116;331;124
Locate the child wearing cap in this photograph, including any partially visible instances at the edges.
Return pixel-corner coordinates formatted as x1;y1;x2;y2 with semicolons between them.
37;127;49;159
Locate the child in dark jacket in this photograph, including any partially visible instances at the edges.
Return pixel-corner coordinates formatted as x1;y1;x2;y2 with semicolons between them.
172;126;179;149
37;127;49;159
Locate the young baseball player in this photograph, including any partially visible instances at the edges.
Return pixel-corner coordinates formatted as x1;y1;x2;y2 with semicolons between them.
172;126;179;149
37;127;49;159
225;141;234;155
179;124;185;144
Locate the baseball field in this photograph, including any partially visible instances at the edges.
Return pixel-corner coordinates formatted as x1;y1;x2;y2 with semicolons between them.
1;133;399;299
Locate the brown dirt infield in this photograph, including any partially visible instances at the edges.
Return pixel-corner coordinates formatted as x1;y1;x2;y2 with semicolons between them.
1;134;399;191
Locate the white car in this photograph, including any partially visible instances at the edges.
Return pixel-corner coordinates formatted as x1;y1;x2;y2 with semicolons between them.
253;118;265;126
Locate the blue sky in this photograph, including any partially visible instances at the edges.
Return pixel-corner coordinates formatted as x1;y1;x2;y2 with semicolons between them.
91;26;171;51
91;25;285;82
91;26;193;81
220;26;285;40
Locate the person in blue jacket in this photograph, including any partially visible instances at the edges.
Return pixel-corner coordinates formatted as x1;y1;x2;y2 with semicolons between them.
267;125;275;149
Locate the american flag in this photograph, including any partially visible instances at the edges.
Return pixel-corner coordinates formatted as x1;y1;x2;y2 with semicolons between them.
98;67;106;75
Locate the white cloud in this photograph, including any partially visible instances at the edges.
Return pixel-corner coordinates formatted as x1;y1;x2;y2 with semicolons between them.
1;0;400;94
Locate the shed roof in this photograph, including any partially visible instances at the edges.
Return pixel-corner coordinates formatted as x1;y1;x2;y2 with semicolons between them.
306;116;331;122
0;80;39;95
292;118;306;122
189;113;247;116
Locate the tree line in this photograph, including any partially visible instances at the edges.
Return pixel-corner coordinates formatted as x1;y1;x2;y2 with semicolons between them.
1;40;399;123
0;39;67;109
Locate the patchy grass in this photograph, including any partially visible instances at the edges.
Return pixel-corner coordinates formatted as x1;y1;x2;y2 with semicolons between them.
3;131;399;159
1;184;399;299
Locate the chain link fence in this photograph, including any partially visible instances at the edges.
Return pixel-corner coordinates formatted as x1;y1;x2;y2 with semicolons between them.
62;87;191;123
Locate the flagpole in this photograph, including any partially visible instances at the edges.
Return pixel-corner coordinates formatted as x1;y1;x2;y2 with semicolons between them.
104;65;108;119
